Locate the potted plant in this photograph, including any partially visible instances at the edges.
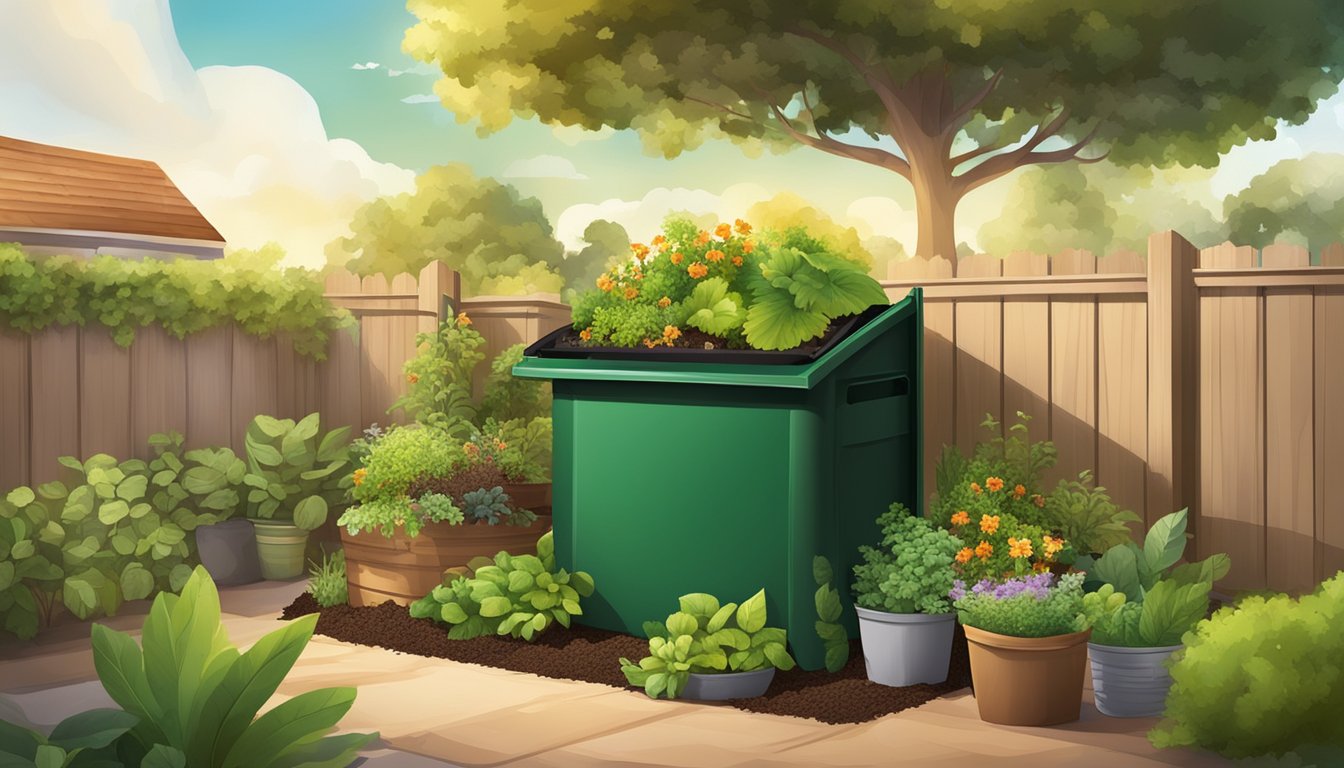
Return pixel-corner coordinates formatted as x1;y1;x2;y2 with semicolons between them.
1080;508;1230;717
336;424;549;606
179;439;263;586
952;571;1091;725
851;502;963;686
242;413;353;580
620;589;796;701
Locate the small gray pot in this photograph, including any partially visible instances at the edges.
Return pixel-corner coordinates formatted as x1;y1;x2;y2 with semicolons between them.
1088;642;1183;717
855;606;956;687
681;668;775;700
195;518;263;586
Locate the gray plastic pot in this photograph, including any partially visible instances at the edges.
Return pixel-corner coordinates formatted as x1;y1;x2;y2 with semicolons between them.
855;606;956;687
195;518;262;586
681;668;775;700
1088;642;1182;717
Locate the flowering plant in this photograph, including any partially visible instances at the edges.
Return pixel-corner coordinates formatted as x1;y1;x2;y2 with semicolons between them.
570;217;886;351
951;571;1088;638
945;507;1060;583
852;503;963;614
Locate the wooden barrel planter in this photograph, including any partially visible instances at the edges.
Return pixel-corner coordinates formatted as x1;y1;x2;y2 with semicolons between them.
341;516;552;607
501;482;552;516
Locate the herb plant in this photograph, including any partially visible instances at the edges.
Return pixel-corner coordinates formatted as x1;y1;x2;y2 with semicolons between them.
308;548;349;608
951;571;1088;638
460;487;532;526
852;503;962;614
242;413;352;531
812;555;849;673
620;589;797;700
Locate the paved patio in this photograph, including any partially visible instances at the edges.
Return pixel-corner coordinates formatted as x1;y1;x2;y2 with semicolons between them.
0;580;1235;768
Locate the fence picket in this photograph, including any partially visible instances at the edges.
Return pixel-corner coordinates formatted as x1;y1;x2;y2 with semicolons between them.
1097;250;1148;534
1048;249;1098;490
953;254;1002;449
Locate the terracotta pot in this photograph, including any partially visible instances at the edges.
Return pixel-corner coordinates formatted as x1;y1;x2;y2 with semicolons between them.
501;481;552;516
341;516;552;607
963;623;1092;726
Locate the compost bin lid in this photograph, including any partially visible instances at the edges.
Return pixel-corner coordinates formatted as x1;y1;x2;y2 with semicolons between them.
511;288;922;390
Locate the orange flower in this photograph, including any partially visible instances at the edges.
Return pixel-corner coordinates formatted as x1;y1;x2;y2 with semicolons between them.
1032;561;1050;573
631;243;650;261
979;514;1000;534
658;241;670;252
694;230;710;246
742;240;755;253
624;286;639;300
1042;535;1064;558
706;249;725;262
687;262;709;279
579;328;592;342
1013;483;1026;499
671;252;684;265
495;440;508;450
642;338;657;349
955;547;974;564
597;274;614;291
464;443;479;457
1008;537;1034;559
406;372;419;385
352;468;367;487
986;476;1005;493
970;482;983;495
734;218;752;235
975;541;993;560
732;255;743;267
658;295;671;308
456;311;471;326
651;234;666;246
1032;494;1046;508
662;325;681;342
950;510;970;526
715;222;732;239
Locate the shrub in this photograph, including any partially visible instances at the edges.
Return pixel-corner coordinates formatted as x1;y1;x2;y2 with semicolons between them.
466;417;552;484
308;548;349;608
348;424;463;507
1150;572;1344;758
812;555;849;672
852;503;962;614
242;413;352;531
952;571;1087;638
620;588;797;700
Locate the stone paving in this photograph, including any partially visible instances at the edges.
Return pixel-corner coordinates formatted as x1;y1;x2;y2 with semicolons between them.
0;580;1235;768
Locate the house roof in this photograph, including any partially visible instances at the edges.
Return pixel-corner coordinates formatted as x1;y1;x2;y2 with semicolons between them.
0;135;224;244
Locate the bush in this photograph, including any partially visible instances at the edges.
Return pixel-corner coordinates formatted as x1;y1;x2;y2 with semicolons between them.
952;571;1087;638
1149;572;1344;758
242;413;353;531
852;503;962;614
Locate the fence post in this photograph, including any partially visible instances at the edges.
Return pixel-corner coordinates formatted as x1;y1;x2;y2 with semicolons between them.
1146;231;1200;543
416;262;459;336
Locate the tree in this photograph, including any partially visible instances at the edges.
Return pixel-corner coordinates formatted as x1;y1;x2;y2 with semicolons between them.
557;219;630;302
1223;154;1344;253
745;192;873;269
404;2;1344;260
328;163;563;294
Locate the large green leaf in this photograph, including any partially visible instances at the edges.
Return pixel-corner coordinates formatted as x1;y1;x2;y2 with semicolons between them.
676;593;721;620
265;731;376;768
97;501;130;526
47;708;139;752
742;287;829;351
139;745;187;768
249;416;290;440
811;555;833;587
1138;578;1211;646
182;467;227;496
5;488;34;508
0;718;40;761
1091;542;1143;601
90;624;162;744
735;589;768;634
788;257;887;315
315;427;351;463
291;497;327;531
682;278;747;336
120;563;155;602
1141;509;1189;586
116;475;149;503
1167;553;1232;587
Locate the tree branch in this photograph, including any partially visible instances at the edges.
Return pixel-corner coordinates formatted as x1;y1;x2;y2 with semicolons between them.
957;120;1106;194
684;94;755;122
942;68;1004;138
753;86;911;179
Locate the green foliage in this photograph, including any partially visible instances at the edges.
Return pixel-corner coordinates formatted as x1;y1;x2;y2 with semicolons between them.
349;425;462;505
92;565;377;767
478;344;552;426
328;163;564;294
242;414;352;531
1078;509;1228;600
558;219;630;302
811;555;849;673
682;278;747;336
852;503;962;615
470;418;552;484
0;244;348;358
1224;154;1344;254
928;413;1057;530
0;708;140;767
391;316;484;439
1041;471;1142;557
338;488;463;540
619;588;796;700
743;239;887;350
408;531;595;641
1149;572;1344;758
459;487;532;527
307;549;349;608
953;572;1088;638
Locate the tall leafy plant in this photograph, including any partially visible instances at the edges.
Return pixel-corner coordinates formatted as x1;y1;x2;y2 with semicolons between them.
0;709;140;767
242;413;352;531
812;556;849;673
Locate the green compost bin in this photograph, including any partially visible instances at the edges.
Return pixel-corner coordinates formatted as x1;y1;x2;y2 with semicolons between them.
513;289;923;670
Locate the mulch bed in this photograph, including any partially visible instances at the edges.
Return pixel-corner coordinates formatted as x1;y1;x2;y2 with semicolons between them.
281;592;971;725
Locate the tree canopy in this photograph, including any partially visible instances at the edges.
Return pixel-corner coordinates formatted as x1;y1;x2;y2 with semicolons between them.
328;163;564;294
1223;154;1344;253
557;218;630;301
405;1;1344;260
745;192;872;269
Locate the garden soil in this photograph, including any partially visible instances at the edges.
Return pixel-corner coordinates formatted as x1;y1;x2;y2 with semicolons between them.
281;593;972;725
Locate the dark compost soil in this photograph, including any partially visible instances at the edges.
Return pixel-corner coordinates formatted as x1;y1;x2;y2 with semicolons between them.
281;592;972;725
550;313;859;356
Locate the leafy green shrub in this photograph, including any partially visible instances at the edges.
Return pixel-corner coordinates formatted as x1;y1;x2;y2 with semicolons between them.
242;413;353;531
952;571;1087;638
92;565;377;766
478;345;552;426
467;418;552;484
0;708;140;767
1041;471;1142;557
620;588;797;700
409;531;595;640
853;503;962;615
812;555;849;672
1150;572;1344;758
1079;509;1230;647
460;487;533;526
308;548;349;608
0;244;348;357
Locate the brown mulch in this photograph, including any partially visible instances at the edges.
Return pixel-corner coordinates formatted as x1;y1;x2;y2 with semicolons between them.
281;592;972;725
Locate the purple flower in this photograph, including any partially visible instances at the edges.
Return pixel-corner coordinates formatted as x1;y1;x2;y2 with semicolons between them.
948;580;967;601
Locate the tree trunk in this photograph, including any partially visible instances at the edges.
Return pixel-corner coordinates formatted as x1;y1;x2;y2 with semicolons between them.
908;151;962;262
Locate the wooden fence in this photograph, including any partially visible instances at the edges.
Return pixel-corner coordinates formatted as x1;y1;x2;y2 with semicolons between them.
882;233;1344;594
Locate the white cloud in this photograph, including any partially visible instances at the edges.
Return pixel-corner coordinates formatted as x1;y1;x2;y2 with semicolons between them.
846;197;916;252
550;123;616;145
502;154;588;180
1209;90;1344;202
0;0;414;267
351;61;380;71
554;183;769;250
400;93;438;104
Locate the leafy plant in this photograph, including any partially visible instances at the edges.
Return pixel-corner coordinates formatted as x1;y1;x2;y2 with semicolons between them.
408;531;595;641
0;244;349;357
1042;471;1141;557
242;413;352;531
812;556;849;673
477;344;552;426
951;571;1088;638
337;488;463;539
0;709;141;767
460;487;532;526
1149;572;1344;758
852;503;963;615
620;588;796;700
91;565;377;767
927;413;1058;531
1077;509;1228;600
682;277;747;336
308;549;349;608
466;418;552;484
741;238;887;350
